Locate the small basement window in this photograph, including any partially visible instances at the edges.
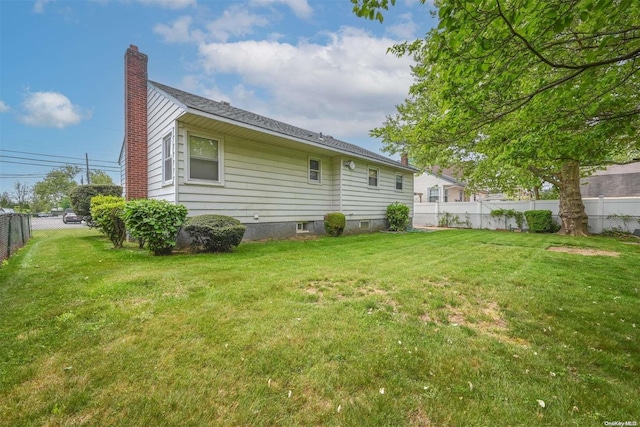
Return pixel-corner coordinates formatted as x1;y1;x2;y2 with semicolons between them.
359;221;370;229
296;222;310;233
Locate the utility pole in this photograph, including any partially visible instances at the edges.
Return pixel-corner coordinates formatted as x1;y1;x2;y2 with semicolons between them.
86;153;91;185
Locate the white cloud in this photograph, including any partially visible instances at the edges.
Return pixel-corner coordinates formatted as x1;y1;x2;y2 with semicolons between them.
195;27;413;139
387;13;418;40
33;0;53;13
135;0;196;9
250;0;313;19
155;6;270;44
19;91;88;128
205;5;269;42
154;16;193;43
0;101;9;113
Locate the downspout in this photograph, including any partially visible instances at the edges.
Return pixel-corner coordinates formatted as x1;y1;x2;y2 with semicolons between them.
173;121;179;206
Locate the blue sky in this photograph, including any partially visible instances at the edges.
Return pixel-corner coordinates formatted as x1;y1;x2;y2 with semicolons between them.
0;0;437;197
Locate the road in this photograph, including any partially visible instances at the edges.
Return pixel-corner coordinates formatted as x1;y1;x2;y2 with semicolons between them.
31;216;87;230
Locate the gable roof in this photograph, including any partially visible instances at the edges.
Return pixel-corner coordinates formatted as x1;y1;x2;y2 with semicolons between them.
423;167;466;187
150;81;417;172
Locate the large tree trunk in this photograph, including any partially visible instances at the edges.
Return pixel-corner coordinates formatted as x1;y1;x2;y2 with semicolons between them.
557;160;589;236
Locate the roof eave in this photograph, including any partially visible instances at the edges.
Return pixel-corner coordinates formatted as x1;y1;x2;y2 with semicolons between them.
184;106;418;172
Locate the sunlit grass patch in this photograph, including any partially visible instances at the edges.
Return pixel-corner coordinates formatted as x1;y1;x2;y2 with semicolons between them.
1;228;638;425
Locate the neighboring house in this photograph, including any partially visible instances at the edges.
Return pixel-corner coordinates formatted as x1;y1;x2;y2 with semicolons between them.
119;45;416;240
414;168;470;203
580;161;640;197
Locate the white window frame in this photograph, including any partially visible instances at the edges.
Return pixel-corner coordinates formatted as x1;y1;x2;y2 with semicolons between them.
368;167;379;188
395;173;404;191
308;157;321;184
186;130;224;186
162;132;173;185
296;222;310;233
428;187;440;203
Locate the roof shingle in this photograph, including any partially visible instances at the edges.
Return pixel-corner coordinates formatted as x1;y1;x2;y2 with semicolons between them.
150;80;415;171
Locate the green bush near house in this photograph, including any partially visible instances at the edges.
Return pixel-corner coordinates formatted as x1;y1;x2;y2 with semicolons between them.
524;209;559;233
70;185;123;221
90;195;126;248
183;214;246;252
122;199;188;255
386;202;410;231
324;212;346;237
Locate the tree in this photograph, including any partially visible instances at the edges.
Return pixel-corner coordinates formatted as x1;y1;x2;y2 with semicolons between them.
89;170;115;186
353;0;640;235
13;182;31;210
0;192;14;208
33;165;81;209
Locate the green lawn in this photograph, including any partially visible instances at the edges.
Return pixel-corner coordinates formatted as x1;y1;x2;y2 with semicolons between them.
1;228;638;426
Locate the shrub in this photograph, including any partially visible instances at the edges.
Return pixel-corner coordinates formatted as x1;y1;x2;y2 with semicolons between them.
91;196;126;248
524;210;559;233
324;212;346;237
183;215;246;253
122;199;188;255
386;202;410;231
70;185;122;221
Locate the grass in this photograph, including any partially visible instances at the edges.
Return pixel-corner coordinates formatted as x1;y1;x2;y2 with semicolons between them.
1;228;639;426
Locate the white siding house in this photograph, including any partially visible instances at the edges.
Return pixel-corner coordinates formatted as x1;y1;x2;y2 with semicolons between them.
120;45;416;240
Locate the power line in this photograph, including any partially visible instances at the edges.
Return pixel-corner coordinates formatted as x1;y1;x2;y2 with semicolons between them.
0;158;121;172
0;173;49;178
0;149;119;166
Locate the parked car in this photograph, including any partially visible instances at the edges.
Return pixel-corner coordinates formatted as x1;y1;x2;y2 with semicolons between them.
62;211;82;224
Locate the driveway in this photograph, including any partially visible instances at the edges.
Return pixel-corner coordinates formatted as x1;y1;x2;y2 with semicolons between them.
31;216;86;230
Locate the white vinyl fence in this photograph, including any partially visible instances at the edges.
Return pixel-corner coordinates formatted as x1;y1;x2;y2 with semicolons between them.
413;197;640;234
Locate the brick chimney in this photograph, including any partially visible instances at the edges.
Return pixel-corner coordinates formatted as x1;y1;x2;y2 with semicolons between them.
124;45;148;200
401;153;409;166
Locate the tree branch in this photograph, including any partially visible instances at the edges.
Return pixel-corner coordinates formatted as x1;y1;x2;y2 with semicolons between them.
496;0;640;70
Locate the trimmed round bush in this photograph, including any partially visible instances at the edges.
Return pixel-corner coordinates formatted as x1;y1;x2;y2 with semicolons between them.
524;210;559;233
184;214;246;253
324;212;346;237
91;195;126;248
70;185;122;221
122;199;188;255
386;202;410;231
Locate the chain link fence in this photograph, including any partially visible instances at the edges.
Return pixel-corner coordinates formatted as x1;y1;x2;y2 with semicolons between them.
0;214;32;263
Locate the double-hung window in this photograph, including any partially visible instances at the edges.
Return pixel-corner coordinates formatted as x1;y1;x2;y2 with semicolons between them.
162;133;173;183
309;158;321;183
188;133;222;184
395;174;403;190
368;167;379;187
428;187;440;202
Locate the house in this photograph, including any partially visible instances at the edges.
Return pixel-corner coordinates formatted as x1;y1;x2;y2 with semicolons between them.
414;168;471;203
580;161;640;197
119;45;416;240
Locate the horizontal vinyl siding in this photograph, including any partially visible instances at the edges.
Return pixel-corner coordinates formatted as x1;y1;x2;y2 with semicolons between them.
341;160;414;220
176;122;334;223
147;87;184;200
